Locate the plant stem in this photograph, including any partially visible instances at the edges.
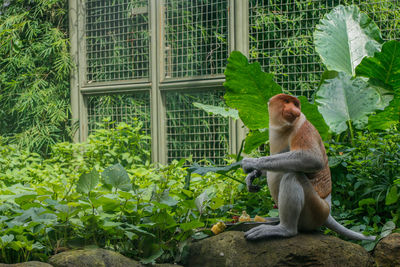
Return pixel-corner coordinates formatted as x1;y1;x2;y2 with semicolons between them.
220;173;245;185
347;121;355;144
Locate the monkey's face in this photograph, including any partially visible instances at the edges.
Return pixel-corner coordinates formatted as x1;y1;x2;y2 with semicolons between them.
268;94;301;126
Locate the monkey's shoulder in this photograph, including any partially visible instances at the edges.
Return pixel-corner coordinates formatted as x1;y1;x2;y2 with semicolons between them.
290;119;321;149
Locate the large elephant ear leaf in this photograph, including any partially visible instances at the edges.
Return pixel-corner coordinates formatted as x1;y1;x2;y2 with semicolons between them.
76;169;99;194
356;40;400;92
244;129;269;154
101;163;132;192
298;96;330;141
223;51;282;130
316;72;381;134
368;96;400;131
314;5;383;76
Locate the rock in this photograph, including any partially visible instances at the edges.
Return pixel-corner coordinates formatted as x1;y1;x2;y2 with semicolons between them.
48;248;143;267
0;262;52;267
187;231;375;267
374;233;400;267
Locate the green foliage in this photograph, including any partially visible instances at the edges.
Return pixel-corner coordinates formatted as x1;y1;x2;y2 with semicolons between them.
101;164;132;192
0;123;271;264
193;102;239;120
328;129;400;236
314;5;383;76
356;40;400;130
0;0;72;155
0;120;150;185
76;169;99;195
243;130;269;154
223;51;282;130
367;97;400;131
316;72;382;135
314;5;398;135
356;40;400;91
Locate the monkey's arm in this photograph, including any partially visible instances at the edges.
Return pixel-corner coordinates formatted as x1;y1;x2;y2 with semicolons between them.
242;150;324;174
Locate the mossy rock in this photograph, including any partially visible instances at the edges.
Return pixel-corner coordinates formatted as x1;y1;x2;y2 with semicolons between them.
374;233;400;267
187;231;375;267
48;248;142;267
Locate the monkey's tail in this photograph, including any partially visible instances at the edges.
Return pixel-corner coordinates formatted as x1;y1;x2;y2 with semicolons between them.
324;215;376;241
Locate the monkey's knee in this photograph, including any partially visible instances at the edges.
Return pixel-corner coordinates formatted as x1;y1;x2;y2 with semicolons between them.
278;173;305;230
279;173;305;197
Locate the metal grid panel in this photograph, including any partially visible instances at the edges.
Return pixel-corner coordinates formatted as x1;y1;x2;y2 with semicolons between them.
165;90;229;165
163;0;229;79
87;92;151;135
249;0;400;99
85;0;150;83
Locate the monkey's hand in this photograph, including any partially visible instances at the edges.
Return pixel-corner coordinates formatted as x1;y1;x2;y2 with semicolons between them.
245;169;262;192
241;157;260;174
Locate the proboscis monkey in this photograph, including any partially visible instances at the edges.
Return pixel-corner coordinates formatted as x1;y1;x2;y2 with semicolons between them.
242;93;376;241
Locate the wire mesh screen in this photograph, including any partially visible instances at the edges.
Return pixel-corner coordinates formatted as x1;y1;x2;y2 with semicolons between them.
165;90;229;165
87;92;151;136
85;0;150;83
249;0;400;99
163;0;229;79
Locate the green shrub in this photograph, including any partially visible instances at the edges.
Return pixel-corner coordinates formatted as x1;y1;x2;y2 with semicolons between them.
328;128;400;234
0;122;262;264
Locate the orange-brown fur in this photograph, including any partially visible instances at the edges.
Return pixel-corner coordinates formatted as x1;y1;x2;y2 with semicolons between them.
291;120;332;198
269;94;331;198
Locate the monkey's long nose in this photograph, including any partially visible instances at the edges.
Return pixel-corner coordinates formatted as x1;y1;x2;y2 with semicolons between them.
291;107;300;118
284;107;300;122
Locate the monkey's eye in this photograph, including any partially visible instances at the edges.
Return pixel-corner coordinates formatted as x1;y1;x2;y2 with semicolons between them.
284;99;289;103
294;102;299;107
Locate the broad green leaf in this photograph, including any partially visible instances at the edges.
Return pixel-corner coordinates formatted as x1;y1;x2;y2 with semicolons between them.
195;191;208;215
151;211;177;228
298;96;331;141
35;213;58;224
124;231;138;240
356;40;400;91
103;221;122;228
180;221;205;232
159;191;179;207
317;70;339;90
244;129;269;154
380;221;396;239
76;169;99;194
193;102;239;120
1;234;14;245
316;72;381;134
224;51;282;129
385;185;399;206
14;194;37;205
126;224;156;237
358;198;376;207
140;248;164;265
314;5;383;76
97;196;120;212
12;207;46;223
101;163;131;192
368;96;400;131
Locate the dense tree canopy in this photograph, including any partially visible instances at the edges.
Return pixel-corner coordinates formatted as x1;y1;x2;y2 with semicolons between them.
0;0;72;155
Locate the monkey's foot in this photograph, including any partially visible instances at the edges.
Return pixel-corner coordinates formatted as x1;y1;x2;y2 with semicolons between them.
244;224;297;240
